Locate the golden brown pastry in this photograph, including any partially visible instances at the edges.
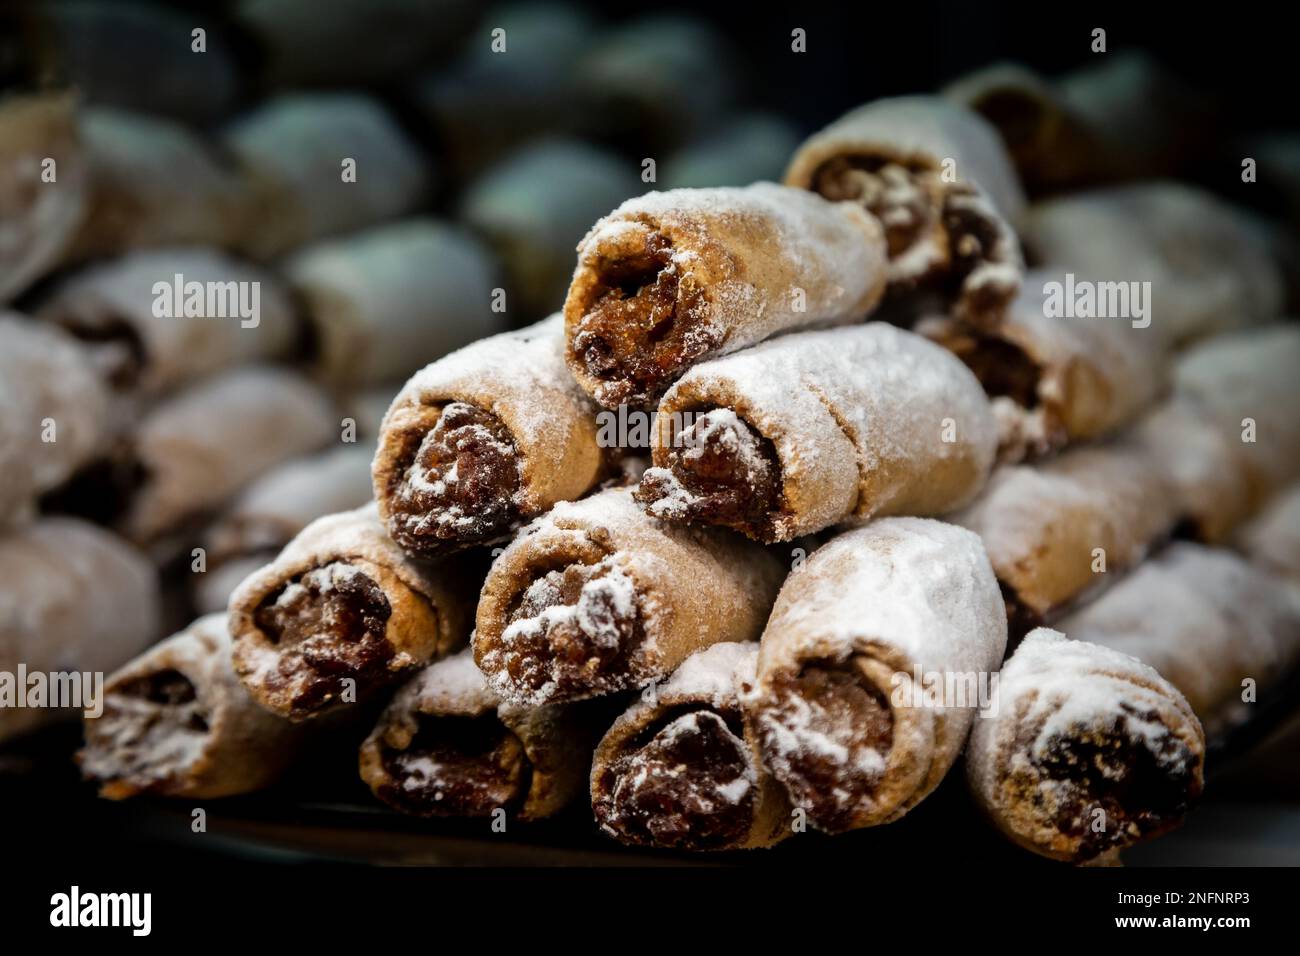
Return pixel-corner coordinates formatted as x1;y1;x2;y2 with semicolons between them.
785;95;1025;328
745;519;1007;833
592;642;791;851
966;627;1205;864
360;649;596;822
79;613;306;799
474;487;785;706
635;322;997;542
563;183;886;407
229;504;474;721
373;315;604;559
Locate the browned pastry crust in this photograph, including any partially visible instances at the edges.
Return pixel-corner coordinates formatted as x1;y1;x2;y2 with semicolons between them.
591;643;791;851
563;183;886;408
967;628;1205;864
919;270;1168;460
634;323;998;542
79;613;306;799
229;504;473;721
951;441;1180;626
785;96;1025;329
373;316;603;559
745;519;1007;833
473;488;785;706
360;649;595;822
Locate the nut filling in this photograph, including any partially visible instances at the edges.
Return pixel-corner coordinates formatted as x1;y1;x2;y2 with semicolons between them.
83;669;209;794
1021;702;1202;859
386;401;522;557
812;157;1018;321
570;230;712;406
377;714;530;817
753;663;894;833
635;408;783;539
252;562;395;715
594;709;756;850
495;558;644;702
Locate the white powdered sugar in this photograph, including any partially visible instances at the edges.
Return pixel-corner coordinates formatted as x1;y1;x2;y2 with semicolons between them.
659;641;758;710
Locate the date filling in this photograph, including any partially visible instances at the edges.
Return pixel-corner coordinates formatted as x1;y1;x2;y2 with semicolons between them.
385;401;522;557
752;662;895;833
495;558;644;703
594;708;756;850
635;407;783;540
570;230;712;407
82;669;208;797
812;156;1018;323
377;713;529;817
252;562;395;716
1023;702;1201;859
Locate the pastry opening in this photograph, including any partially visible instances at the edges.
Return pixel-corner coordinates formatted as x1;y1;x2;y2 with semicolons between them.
942;330;1042;410
811;155;940;259
972;89;1050;156
754;658;895;833
570;229;712;406
594;705;756;850
495;556;645;702
252;561;396;715
634;406;784;540
376;713;530;817
83;668;210;796
384;400;522;557
1031;701;1202;859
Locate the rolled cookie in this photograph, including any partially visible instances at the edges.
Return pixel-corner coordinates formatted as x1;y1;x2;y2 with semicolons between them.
563;182;886;407
373;315;604;559
635;322;998;542
79;613;306;799
745;519;1007;832
592;642;792;851
473;487;785;705
229;504;474;721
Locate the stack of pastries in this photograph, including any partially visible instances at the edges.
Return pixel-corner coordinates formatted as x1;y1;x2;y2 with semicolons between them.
2;33;1297;866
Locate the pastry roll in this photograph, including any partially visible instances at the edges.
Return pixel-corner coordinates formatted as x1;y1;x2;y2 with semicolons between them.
744;519;1007;833
359;649;594;822
563;182;887;407
635;322;998;542
459;138;637;318
195;445;375;614
0;315;110;525
966;628;1204;864
1131;399;1255;544
952;441;1179;628
229;504;474;721
64;108;253;263
919;271;1168;459
473;487;785;706
1023;184;1283;350
1059;543;1300;727
1239;485;1300;582
79;613;306;799
286;219;504;387
1173;325;1300;504
222;93;430;259
374;316;604;559
117;366;336;545
36;247;300;393
0;93;86;303
784;95;1025;328
944;53;1208;194
591;642;791;851
0;518;160;744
